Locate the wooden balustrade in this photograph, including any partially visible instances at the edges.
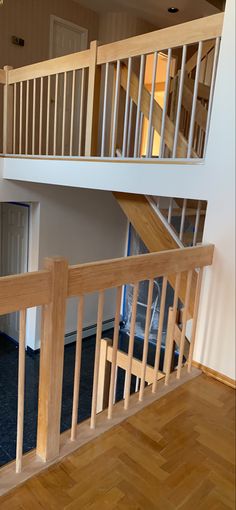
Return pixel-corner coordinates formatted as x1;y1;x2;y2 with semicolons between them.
0;13;223;160
0;244;213;495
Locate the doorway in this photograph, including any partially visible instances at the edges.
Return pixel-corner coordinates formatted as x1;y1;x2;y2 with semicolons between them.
49;16;88;155
0;203;29;342
49;16;88;58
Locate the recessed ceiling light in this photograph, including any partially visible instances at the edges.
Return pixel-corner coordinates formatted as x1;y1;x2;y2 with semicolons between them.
168;7;179;13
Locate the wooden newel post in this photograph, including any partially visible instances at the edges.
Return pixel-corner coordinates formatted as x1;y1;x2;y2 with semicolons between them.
85;40;101;156
36;257;68;462
3;65;13;154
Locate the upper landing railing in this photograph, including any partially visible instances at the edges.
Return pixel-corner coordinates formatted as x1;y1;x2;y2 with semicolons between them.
0;13;223;161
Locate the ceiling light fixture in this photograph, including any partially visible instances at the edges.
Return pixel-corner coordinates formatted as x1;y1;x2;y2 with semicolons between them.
168;7;179;13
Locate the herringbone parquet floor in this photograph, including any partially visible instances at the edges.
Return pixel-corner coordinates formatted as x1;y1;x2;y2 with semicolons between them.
0;374;235;509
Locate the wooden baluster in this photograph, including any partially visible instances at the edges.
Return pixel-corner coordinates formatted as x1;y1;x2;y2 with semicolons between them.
188;268;204;372
32;78;36;155
101;62;109;157
46;75;51;155
16;309;26;474
139;279;154;401
71;295;84;441
3;65;13;154
61;72;67;156
25;80;29;155
85;40;98;157
165;273;181;385
177;270;193;378
69;70;75;156
19;81;23;155
124;283;139;410
39;77;43;155
90;291;105;429
108;286;122;419
13;83;16;153
78;68;85;157
134;55;145;157
53;74;58;156
152;276;167;393
36;258;68;462
111;60;121;158
122;57;132;157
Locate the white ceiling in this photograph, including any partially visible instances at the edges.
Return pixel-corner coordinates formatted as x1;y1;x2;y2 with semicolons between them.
75;0;220;28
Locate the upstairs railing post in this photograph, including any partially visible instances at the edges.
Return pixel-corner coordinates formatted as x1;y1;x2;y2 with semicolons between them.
85;40;100;156
3;65;13;154
36;257;68;462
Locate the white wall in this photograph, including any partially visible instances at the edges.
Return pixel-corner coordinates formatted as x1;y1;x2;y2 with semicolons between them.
0;170;127;349
194;0;235;380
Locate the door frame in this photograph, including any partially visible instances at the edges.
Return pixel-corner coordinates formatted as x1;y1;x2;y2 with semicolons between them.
49;15;88;59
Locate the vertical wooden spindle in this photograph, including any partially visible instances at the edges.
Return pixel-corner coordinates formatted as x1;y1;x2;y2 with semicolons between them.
78;68;85;156
108;286;122;419
152;276;167;393
13;83;16;154
39;77;43;155
53;74;58;156
25;80;29;155
188;268;204;372
69;70;75;156
19;82;23;155
61;72;67;156
46;75;51;155
90;291;105;429
111;60;121;158
139;279;154;401
124;283;139;410
32;78;36;155
16;309;26;474
165;273;181;385
177;270;193;378
71;295;84;441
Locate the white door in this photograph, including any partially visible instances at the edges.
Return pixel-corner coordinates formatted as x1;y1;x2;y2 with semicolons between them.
50;16;88;155
0;203;29;342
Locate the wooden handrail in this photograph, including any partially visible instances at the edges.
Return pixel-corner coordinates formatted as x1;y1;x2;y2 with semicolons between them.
97;13;223;64
0;245;213;318
68;245;214;297
0;270;51;315
7;49;90;84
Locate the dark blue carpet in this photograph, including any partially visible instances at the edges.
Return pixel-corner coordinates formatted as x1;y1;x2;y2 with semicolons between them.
0;327;176;467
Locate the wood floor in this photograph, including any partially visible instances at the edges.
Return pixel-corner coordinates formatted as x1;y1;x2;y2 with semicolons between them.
0;374;235;510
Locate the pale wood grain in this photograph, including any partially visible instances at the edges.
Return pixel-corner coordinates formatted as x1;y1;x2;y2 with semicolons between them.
36;258;68;462
97;14;223;64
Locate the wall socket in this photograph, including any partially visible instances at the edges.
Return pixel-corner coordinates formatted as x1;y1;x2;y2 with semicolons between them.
12;36;25;47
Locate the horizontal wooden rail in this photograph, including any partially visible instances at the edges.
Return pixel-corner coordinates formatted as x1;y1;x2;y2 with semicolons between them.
105;341;165;385
0;69;6;84
0;270;51;315
8;49;90;84
68;244;214;296
97;13;223;64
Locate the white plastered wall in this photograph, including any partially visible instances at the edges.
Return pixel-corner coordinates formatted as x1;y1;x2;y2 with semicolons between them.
0;173;127;350
193;0;235;380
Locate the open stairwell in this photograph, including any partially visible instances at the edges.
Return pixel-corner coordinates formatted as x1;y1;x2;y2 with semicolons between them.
113;192;207;361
